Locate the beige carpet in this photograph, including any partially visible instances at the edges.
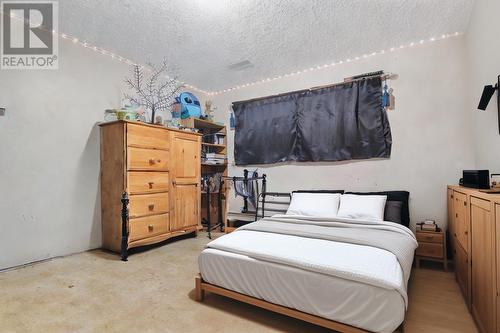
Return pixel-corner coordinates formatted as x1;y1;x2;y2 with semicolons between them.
0;232;476;333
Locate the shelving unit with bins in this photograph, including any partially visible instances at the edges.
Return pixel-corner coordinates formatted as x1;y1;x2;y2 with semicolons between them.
181;118;228;232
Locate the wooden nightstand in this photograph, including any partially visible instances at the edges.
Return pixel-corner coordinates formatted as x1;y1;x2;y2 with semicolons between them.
415;229;448;271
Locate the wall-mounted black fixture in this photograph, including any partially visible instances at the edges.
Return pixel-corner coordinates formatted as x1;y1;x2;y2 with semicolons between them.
0;107;5;116
478;75;500;134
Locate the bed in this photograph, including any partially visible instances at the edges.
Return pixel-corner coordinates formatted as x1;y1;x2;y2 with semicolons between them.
195;191;417;333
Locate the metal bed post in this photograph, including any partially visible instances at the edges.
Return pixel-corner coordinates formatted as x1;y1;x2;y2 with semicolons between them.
261;174;267;219
120;192;129;261
218;179;224;232
206;178;212;239
242;169;249;213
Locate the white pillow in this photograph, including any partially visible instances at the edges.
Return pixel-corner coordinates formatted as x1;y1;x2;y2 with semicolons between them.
337;194;387;221
286;192;341;217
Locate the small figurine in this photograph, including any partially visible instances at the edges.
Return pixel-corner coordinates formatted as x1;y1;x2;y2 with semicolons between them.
205;100;215;121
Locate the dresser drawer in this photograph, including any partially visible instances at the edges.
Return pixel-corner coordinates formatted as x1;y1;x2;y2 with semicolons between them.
416;242;444;259
127;123;169;150
129;213;169;241
129;193;169;218
128;147;169;171
128;172;169;194
416;232;444;244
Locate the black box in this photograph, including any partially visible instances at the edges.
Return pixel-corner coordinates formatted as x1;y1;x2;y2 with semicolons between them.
460;170;490;189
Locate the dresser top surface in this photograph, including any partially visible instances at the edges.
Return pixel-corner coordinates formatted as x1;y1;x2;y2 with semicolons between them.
99;120;202;136
448;185;500;204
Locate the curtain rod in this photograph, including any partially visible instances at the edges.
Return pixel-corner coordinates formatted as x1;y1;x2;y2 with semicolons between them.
232;72;397;106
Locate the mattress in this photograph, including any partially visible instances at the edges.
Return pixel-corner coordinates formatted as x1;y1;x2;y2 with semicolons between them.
199;246;405;333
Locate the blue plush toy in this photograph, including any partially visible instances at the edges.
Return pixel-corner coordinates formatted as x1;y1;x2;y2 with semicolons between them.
176;92;202;119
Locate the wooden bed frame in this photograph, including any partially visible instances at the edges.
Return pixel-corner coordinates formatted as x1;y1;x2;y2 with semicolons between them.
195;274;405;333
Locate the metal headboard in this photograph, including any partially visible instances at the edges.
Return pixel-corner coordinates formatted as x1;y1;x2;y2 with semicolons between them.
255;192;292;220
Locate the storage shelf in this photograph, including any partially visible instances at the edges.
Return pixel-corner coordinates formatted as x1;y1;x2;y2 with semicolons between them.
181;117;225;131
202;142;226;149
195;118;225;130
201;163;228;167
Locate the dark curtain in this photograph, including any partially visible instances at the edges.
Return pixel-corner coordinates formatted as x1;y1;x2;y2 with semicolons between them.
233;77;392;165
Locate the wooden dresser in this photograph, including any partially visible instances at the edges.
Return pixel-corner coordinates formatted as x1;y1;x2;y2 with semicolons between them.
100;120;201;260
448;185;500;333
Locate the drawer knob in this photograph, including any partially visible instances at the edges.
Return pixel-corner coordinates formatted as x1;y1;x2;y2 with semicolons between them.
148;182;154;189
148;204;155;211
464;231;468;235
149;158;155;164
148;224;154;231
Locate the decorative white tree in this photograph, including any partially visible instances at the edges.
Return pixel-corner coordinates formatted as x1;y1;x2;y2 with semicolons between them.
124;59;182;124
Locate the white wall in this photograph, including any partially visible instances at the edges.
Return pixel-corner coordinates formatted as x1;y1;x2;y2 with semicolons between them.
465;0;500;171
0;40;206;270
0;22;487;269
0;41;128;269
212;37;476;229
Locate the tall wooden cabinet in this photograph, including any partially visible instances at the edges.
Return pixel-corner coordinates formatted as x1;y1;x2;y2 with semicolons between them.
181;117;228;232
448;186;500;333
100;120;201;260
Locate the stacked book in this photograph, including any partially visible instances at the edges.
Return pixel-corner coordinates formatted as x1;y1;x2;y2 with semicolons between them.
202;153;227;165
417;220;438;231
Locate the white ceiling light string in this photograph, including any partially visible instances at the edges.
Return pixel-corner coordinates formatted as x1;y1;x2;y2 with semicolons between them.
2;10;210;95
208;32;463;96
1;10;463;96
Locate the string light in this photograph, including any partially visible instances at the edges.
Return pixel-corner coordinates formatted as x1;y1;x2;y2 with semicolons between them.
1;10;210;95
208;32;464;95
0;9;464;97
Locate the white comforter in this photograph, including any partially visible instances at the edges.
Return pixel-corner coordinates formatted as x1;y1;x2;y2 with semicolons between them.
206;215;417;306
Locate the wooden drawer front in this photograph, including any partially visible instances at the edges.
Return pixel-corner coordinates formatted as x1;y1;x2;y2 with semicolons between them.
129;213;169;241
129;193;169;218
128;172;169;194
416;232;443;244
454;191;467;203
128;147;169;171
454;241;469;301
127;123;169;150
471;196;491;211
454;190;469;252
416;242;444;258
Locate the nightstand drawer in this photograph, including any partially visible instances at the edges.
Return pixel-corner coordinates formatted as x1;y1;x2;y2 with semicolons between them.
416;242;444;259
416;232;443;244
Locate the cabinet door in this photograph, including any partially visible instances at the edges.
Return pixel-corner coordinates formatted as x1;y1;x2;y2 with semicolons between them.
170;132;201;230
171;184;199;231
471;197;495;333
171;133;200;183
447;189;455;254
454;191;469;252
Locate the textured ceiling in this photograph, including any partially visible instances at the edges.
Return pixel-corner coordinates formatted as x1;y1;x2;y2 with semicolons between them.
60;0;474;92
